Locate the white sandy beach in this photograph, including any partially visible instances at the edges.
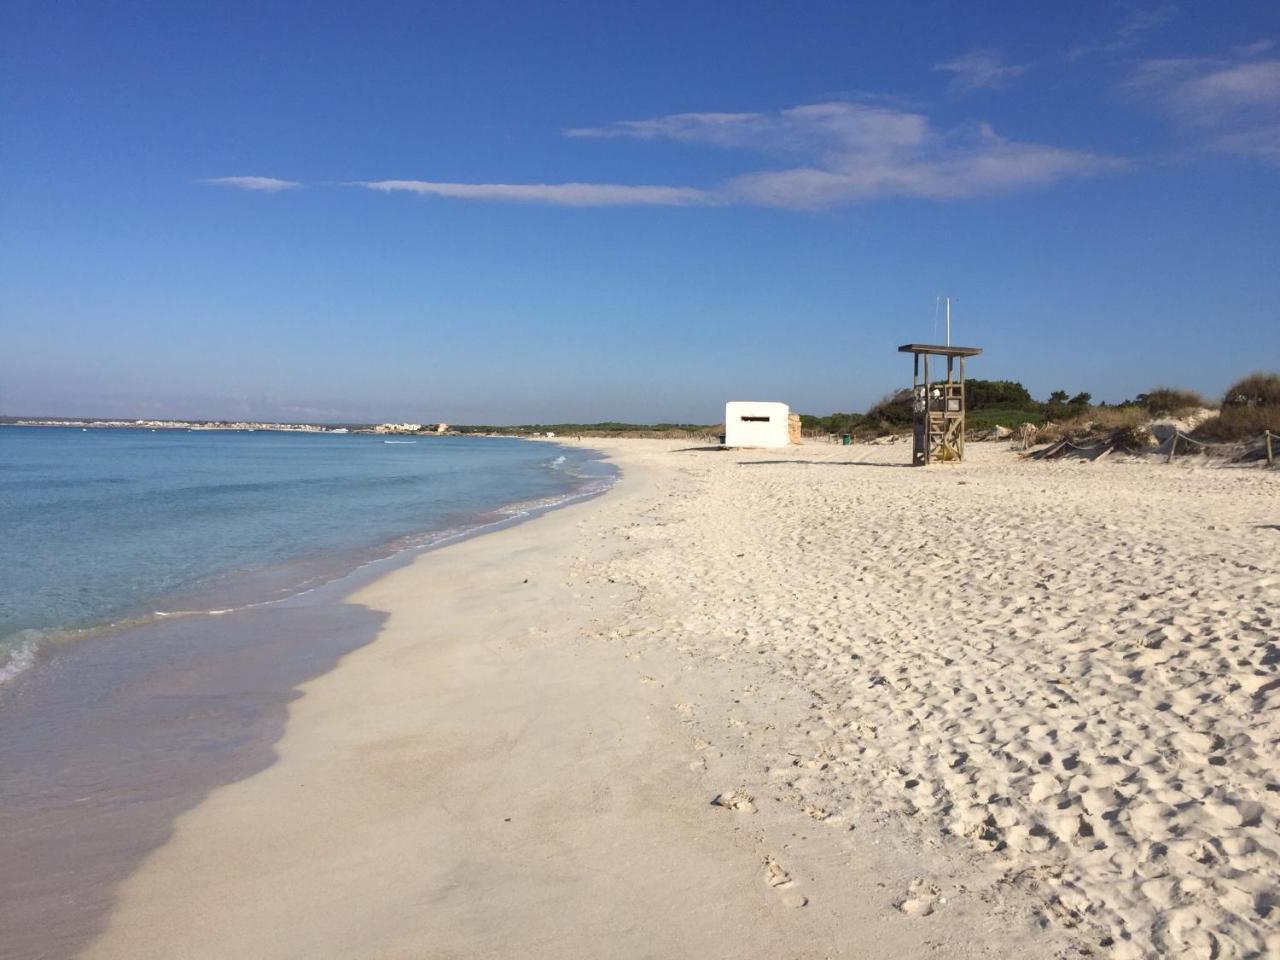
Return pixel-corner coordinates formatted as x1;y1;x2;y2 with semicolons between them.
79;440;1278;960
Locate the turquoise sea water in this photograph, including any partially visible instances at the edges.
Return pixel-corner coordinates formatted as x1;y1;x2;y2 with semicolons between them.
0;427;611;682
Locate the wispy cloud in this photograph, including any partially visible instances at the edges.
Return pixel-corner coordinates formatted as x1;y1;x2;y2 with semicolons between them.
361;179;710;206
218;102;1118;212
200;176;300;191
566;111;771;147
1133;58;1280;119
563;101;1117;209
1066;5;1177;62
933;51;1027;93
1128;48;1280;164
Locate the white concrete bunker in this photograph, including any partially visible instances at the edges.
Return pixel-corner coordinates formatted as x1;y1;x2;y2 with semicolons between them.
723;401;798;448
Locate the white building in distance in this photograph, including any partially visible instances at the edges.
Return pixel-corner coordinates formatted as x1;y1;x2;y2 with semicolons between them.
723;401;795;448
374;422;423;434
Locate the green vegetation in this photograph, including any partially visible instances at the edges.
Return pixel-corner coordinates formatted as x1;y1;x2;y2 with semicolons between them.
798;412;865;435
801;378;1058;437
967;379;1035;409
439;372;1277;447
1193;372;1280;441
1136;386;1207;416
965;407;1047;431
863;390;913;431
798;374;1275;446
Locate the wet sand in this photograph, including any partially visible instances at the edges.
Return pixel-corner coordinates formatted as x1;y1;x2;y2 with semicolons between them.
0;599;385;959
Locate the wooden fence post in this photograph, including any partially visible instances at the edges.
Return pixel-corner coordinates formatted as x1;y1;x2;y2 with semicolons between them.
1267;431;1275;466
1167;433;1178;464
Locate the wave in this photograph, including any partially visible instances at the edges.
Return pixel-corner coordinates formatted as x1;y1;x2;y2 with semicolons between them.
0;630;40;685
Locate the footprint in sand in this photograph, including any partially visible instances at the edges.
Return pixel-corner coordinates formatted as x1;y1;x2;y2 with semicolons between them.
710;790;756;813
897;877;941;916
763;857;792;887
763;857;808;908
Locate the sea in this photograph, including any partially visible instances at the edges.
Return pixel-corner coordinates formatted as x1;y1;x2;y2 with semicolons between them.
0;426;613;685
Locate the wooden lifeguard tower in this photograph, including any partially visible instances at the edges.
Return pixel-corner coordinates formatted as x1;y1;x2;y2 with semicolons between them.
897;343;983;465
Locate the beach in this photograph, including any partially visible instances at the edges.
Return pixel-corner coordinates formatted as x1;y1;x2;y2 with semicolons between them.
15;440;1278;959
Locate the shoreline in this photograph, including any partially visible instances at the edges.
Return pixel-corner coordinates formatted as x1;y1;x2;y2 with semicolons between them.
0;436;615;690
28;439;1061;960
4;439;1275;958
0;440;615;959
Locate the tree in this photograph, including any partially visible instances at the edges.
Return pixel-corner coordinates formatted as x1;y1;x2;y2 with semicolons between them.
965;379;1036;410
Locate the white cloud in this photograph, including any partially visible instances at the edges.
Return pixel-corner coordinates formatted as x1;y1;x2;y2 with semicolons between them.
933;51;1027;93
567;102;929;157
566;111;769;147
1129;49;1280;163
1133;57;1280;119
233;101;1116;212
1212;122;1280;164
562;101;1117;209
1066;6;1177;62
361;179;710;206
201;176;300;191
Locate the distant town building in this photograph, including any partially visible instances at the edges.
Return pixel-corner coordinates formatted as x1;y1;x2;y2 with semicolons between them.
374;423;423;434
435;422;448;433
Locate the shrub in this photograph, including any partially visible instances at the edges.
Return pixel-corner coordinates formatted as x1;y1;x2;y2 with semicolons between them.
799;412;865;435
1222;372;1280;409
966;379;1036;410
1112;422;1156;450
863;389;914;433
966;407;1047;431
1087;406;1149;432
1194;409;1280;442
1034;406;1147;446
1192;372;1280;442
1140;386;1208;416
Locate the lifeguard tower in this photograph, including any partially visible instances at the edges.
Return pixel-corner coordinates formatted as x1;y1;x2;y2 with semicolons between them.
897;343;982;465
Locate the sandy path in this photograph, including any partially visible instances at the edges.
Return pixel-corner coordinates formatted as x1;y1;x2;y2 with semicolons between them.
80;449;1057;959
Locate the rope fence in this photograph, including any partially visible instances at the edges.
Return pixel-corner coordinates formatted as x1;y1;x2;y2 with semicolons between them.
1164;429;1277;465
1025;429;1278;466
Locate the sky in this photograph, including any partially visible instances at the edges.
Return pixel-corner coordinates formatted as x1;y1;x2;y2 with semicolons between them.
2;1;1278;424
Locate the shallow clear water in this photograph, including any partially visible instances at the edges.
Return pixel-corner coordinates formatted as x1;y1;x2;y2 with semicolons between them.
0;427;609;680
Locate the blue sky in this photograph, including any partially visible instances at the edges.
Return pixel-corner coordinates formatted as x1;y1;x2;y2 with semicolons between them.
2;1;1277;423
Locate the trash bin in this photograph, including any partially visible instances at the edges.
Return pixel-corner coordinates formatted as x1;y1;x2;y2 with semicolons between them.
718;434;727;445
841;434;852;445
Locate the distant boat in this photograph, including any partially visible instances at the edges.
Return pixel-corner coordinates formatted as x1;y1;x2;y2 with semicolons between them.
332;428;349;434
383;440;416;444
